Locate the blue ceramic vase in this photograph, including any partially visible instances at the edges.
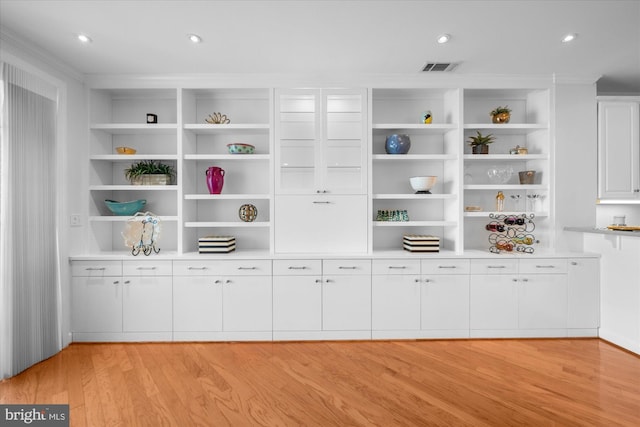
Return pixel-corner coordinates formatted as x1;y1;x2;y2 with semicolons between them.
385;134;411;154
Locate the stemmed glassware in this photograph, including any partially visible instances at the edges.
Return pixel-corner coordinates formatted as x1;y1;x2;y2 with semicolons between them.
510;194;522;212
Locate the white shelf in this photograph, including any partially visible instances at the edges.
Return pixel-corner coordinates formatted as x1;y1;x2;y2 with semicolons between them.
373;193;456;200
90;123;178;134
463;211;548;218
373;221;457;227
89;216;179;222
464;184;547;191
372;123;457;133
184;194;270;200
463;154;548;160
90;154;179;161
372;154;457;161
89;185;178;191
184;221;271;228
183;124;269;134
184;154;270;161
463;124;547;134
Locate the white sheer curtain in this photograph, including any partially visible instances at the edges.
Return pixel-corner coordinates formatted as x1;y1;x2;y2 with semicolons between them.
0;62;62;379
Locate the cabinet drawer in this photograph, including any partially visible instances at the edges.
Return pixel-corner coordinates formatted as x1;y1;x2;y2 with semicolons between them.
323;259;371;275
173;260;272;276
372;259;420;275
519;258;568;274
273;260;322;275
123;260;172;276
71;260;122;276
421;259;470;275
470;259;518;274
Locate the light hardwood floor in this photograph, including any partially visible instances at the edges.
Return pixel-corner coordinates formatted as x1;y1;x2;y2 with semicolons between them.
1;339;639;426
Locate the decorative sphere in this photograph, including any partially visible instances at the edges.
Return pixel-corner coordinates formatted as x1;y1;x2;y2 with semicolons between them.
238;204;258;222
385;134;411;154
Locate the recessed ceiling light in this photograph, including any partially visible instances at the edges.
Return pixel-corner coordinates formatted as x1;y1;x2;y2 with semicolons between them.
562;33;577;43
77;34;92;43
188;34;202;43
437;34;451;44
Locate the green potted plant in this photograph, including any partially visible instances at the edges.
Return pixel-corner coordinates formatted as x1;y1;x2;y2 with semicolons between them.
467;131;495;154
490;105;511;124
125;160;176;185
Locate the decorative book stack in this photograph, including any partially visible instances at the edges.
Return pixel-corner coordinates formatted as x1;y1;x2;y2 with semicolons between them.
403;235;440;252
198;236;236;253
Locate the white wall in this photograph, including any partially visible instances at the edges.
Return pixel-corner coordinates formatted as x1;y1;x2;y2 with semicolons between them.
1;31;86;347
554;81;598;251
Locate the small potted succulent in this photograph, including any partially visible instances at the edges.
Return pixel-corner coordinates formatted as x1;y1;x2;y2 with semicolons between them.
125;160;176;185
490;105;511;124
467;131;495;154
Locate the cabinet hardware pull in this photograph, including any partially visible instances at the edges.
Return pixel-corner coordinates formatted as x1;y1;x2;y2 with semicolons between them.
414;278;421;283
85;267;106;271
316;190;328;194
487;266;506;269
536;265;555;268
438;266;457;269
571;261;578;266
424;279;431;283
188;266;207;270
214;280;222;284
113;280;120;284
225;280;232;284
136;266;157;270
313;201;331;204
124;280;130;285
388;266;406;269
325;279;333;283
522;278;529;282
288;266;307;270
237;267;257;270
338;266;357;269
315;279;322;283
512;278;519;282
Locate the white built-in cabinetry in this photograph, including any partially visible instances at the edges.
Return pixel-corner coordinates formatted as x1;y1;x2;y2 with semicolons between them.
597;98;640;200
274;88;368;253
86;84;554;255
71;259;173;341
70;255;599;342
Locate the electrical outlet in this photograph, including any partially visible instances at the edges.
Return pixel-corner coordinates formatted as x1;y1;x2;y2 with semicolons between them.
70;214;81;227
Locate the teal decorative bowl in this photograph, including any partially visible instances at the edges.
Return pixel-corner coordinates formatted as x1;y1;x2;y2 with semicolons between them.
104;199;146;216
227;143;255;154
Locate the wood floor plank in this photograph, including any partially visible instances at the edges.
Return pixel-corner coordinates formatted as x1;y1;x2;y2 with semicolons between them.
1;339;638;426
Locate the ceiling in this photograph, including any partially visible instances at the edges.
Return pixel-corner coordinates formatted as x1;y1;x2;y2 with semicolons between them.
1;0;639;93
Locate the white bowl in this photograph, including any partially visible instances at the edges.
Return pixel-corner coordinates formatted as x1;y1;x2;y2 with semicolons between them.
410;176;437;193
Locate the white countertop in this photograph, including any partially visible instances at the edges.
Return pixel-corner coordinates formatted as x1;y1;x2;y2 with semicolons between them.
565;226;640;238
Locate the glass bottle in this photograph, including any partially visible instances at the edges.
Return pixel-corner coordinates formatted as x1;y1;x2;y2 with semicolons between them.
496;191;505;212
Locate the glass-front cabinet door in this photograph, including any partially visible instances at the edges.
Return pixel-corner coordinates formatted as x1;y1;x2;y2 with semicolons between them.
275;88;367;195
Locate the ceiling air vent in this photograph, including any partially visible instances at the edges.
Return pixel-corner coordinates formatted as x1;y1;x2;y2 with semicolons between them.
422;62;458;72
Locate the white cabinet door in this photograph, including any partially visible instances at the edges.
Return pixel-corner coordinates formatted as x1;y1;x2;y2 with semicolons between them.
517;275;567;329
567;258;600;329
275;194;367;253
223;276;272;332
273;276;322;331
275;88;367;195
421;275;470;330
323;275;371;331
173;276;223;332
372;275;421;330
122;276;173;332
598;101;640;199
470;275;518;330
71;276;122;333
